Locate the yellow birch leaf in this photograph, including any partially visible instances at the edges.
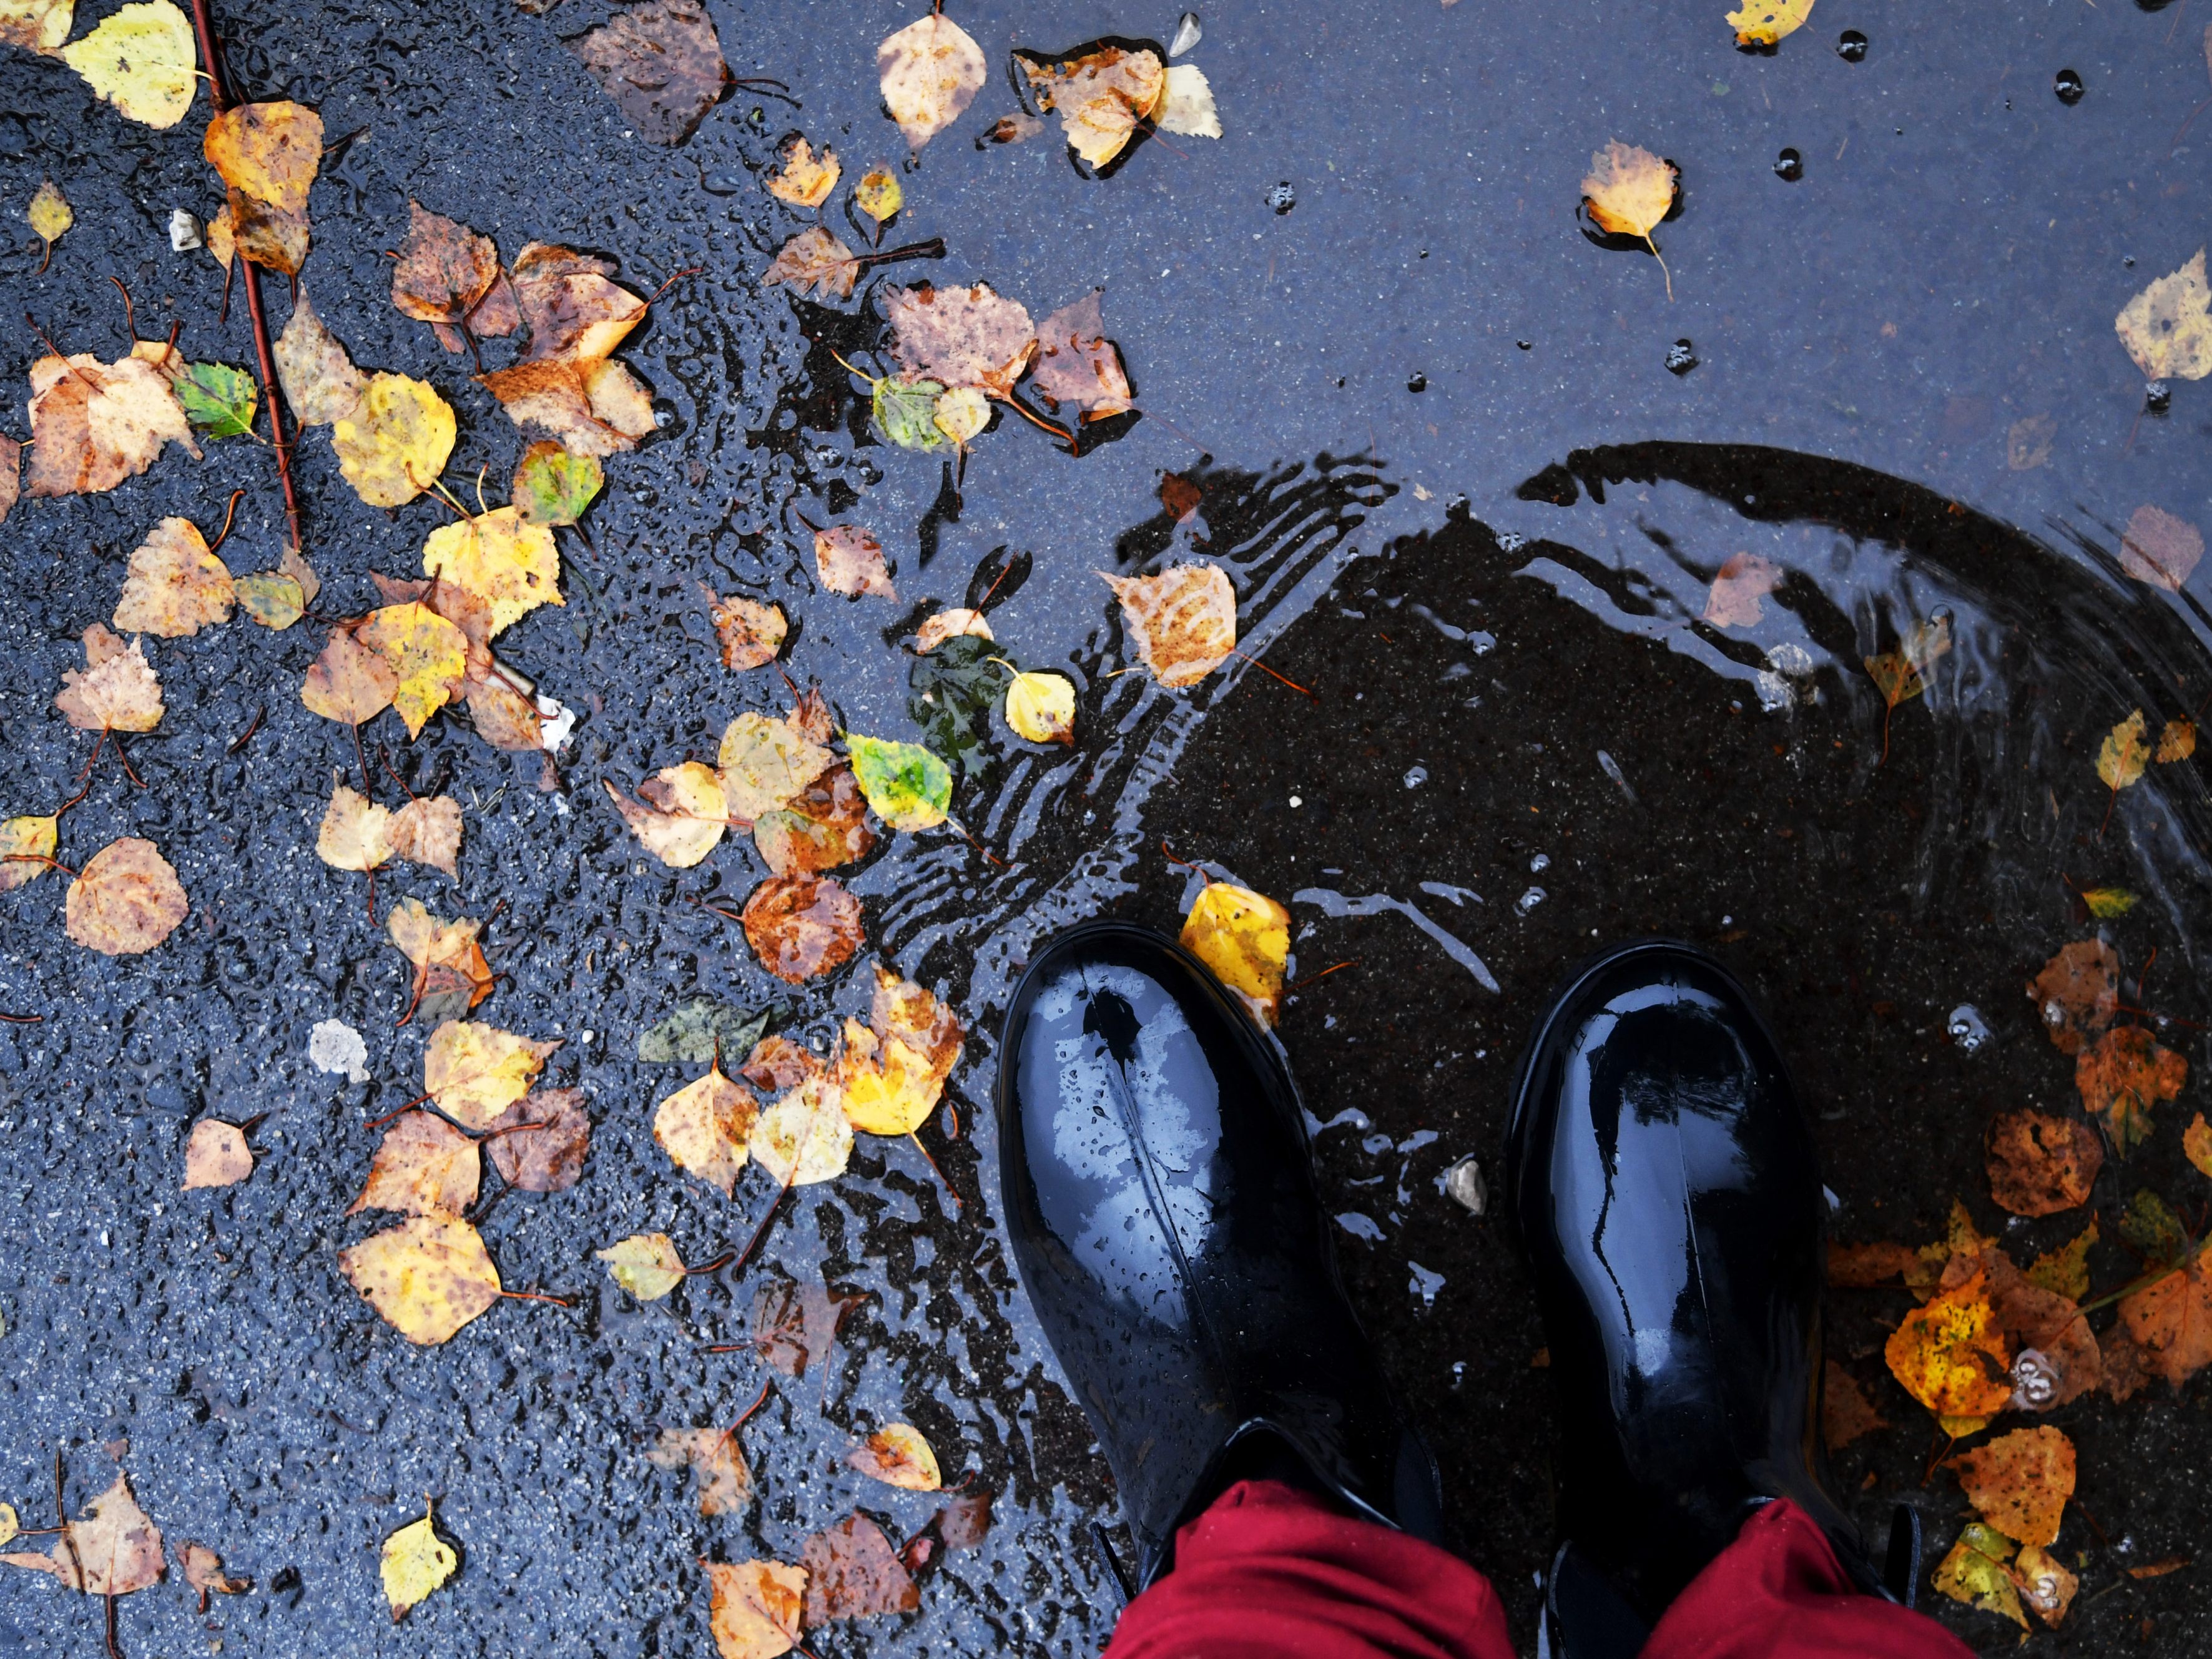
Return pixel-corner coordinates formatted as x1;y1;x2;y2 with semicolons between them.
1949;1425;2075;1547
358;601;468;739
2016;1543;2078;1628
1181;882;1291;1027
0;814;59;894
855;168;902;225
705;1559;806;1658
766;136;839;207
423;1020;558;1130
332;372;456;508
27;180;69;262
1581;139;1679;297
932;385;989;446
719;712;834;821
2096;710;2151;792
112;516;233;638
1931;1522;2027;1630
597;1232;687;1300
54;623;163;732
1725;0;1814;48
61;0;195;129
380;1499;457;1619
2115;249;2212;383
1884;1268;2015;1418
1005;670;1075;745
605;761;727;869
421;506;563;638
653;1062;759;1196
340;1217;502;1346
847;1424;941;1492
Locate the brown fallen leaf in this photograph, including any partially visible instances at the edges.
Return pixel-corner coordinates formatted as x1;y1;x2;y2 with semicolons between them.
848;1424;941;1492
754;764;875;877
1103;562;1237;687
2118;1250;2212;1388
182;1119;253;1190
175;1542;250;1610
0;1473;163;1594
743;874;865;984
812;524;896;600
56;623;164;732
465;673;548;751
2077;1026;2187;1153
348;1110;481;1219
390;201;501;340
1820;1361;1887;1450
386;898;494;1024
750;1273;863;1377
568;0;729;144
706;1559;807;1659
742;1035;827;1096
709;589;789;671
1016;44;1166;172
1949;1425;2075;1547
339;1215;503;1346
2026;939;2118;1056
2118;505;2204;591
883;282;1037;398
1581;140;1680;298
0;813;58;895
476;357;655;456
1962;1246;2103;1409
1702;552;1782;628
203;100;320;274
2124;1556;2191;1579
508;242;647;364
877;12;986;151
764;226;863;300
66;837;187;955
301;628;400;727
649;1427;752;1517
1159;472;1201;524
274;288;366;426
766;135;839;207
1028;288;1133;418
388;794;462;880
654;1061;759;1196
915;608;993;653
800;1514;920;1624
24;349;199;498
1862;614;1952;757
484;1088;591;1193
1986;1110;2102;1217
0;433;19;526
112;516;234;638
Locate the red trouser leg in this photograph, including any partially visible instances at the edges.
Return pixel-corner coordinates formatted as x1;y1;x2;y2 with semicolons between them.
1100;1480;1516;1659
1101;1485;1976;1659
1641;1499;1975;1659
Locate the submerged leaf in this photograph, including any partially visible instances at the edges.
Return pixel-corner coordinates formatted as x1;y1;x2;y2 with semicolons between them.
883;282;1036;398
742;875;865;984
1016;44;1167;171
2118;504;2204;592
813;524;896;599
511;440;603;528
709;591;788;671
652;1428;754;1518
2027;939;2118;1055
765;135;839;207
1004;669;1075;746
750;1076;854;1184
764;226;862;300
567;0;730;145
1104;563;1237;687
877;12;985;151
848;1424;941;1491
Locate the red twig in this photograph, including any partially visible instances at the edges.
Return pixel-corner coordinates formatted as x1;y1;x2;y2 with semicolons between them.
497;1288;575;1307
226;705;263;754
0;1012;45;1024
1286;958;1360;993
107;275;136;342
25;315;101;389
111;734;145;790
3;854;78;877
684;1250;735;1276
1232;647;1319;701
205;488;247;555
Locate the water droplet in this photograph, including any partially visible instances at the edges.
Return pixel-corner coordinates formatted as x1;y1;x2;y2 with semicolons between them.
1837;29;1868;61
1774;147;1804;182
1406;372;1427;393
1516;887;1547;915
1516;339;1533;351
1529;852;1550;872
1402;765;1428;789
1169;11;1202;56
1264;180;1296;214
1947;1004;1990;1053
2145;379;2171;413
2054;68;2085;104
701;172;748;195
1665;338;1699;375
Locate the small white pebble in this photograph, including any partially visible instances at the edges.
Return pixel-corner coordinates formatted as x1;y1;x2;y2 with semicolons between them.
1289;795;1303;807
168;208;202;251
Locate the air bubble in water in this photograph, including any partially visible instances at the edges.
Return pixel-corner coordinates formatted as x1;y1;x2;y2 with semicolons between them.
1666;338;1699;375
2054;68;2085;104
1947;1004;1990;1053
1774;147;1804;182
1265;180;1296;214
1837;30;1868;61
1516;887;1547;914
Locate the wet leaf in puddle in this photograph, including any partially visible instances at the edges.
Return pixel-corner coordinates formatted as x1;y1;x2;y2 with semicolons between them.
61;0;195;128
800;1513;920;1624
1948;1425;2074;1545
2114;248;2212;385
484;1088;591;1192
1931;1522;2027;1630
877;12;985;152
112;517;233;638
835;965;963;1136
872;373;950;450
652;1427;752;1517
387;899;494;1021
2080;885;2136;918
1181;882;1290;1026
1103;562;1237;688
1580;140;1679;297
598;1232;687;1300
275;289;367;426
2096;709;2151;792
1819;1361;1886;1450
764;226;863;300
2185;1113;2212;1178
2118;504;2203;591
855;167;902;228
811;524;896;599
845;733;951;830
883;282;1036;398
331;373;456;509
26;349;197;498
1028;290;1134;420
705;1558;805;1658
348;1110;480;1219
568;0;730;145
707;589;788;670
478;357;655;456
1862;614;1950;712
654;1061;759;1196
66;837;187;955
380;1499;457;1618
56;623;164;732
2157;717;2198;762
2075;1026;2186;1152
720;711;836;820
390;201;500;334
341;1217;501;1346
765;135;838;207
2025;939;2118;1055
2025;1219;2097;1302
0;1472;163;1593
915;608;992;653
1884;1266;2014;1419
640;1000;769;1065
848;1424;941;1491
508;241;646;363
742;1034;827;1096
1985;1110;2101;1217
755;763;875;877
1160;472;1202;523
423;1020;558;1131
933;385;989;446
2121;1251;2212;1387
1016;44;1166;172
933;1488;992;1550
2016;1543;2077;1628
513;440;603;528
1726;0;1815;49
182;1120;253;1190
0;813;58;893
1005;669;1076;746
1701;551;1782;628
749;1076;855;1183
1158;62;1221;138
606;762;728;869
749;1271;863;1377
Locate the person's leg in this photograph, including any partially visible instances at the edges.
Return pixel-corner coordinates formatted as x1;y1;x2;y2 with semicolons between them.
1505;941;1933;1655
996;922;1498;1655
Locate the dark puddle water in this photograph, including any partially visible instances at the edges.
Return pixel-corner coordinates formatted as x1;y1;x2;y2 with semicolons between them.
2;0;2210;1655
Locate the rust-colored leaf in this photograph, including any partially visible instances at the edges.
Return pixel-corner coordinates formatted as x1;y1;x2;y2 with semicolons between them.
1884;1266;2015;1419
2076;1026;2187;1153
2027;940;2119;1056
483;1088;591;1192
1949;1425;2075;1547
799;1514;918;1625
1985;1110;2102;1216
742;874;865;983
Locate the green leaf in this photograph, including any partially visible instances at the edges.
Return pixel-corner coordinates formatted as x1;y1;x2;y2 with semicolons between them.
846;732;952;831
173;360;258;439
1931;1523;2026;1630
908;632;1002;778
637;998;769;1065
873;375;949;451
2081;885;2137;918
512;440;604;528
2120;1188;2186;1265
235;572;305;629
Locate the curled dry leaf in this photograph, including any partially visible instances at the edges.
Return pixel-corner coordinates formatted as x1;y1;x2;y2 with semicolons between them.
1932;1522;2027;1632
388;794;463;880
1986;1110;2102;1216
1884;1267;2014;1419
25;350;197;498
340;1216;502;1346
606;761;728;869
483;1088;591;1192
56;623;164;732
766;135;839;207
654;1061;759;1196
0;814;59;894
348;1110;480;1218
423;1020;558;1130
176;1542;250;1605
883;282;1036;398
66;837;187;955
182;1119;253;1190
720;712;835;821
2027;939;2118;1055
845;733;951;831
848;1424;941;1492
203;100;320;273
513;440;603;528
2114;248;2212;383
1819;1361;1887;1450
1104;562;1237;687
916;608;992;653
764;226;862;300
1017;45;1166;172
652;1428;752;1519
1028;289;1132;418
812;524;896;600
800;1513;920;1625
877;12;985;150
317;779;393;873
1181;882;1291;1027
275;288;366;426
380;1500;457;1620
1949;1425;2075;1547
421;506;563;638
750;1075;855;1184
705;1559;806;1659
302;629;398;727
2118;505;2204;592
113;516;233;638
599;1233;687;1300
359;601;469;739
2076;1025;2186;1153
0;1472;162;1593
754;763;875;877
568;0;729;145
1701;552;1782;628
60;0;195;128
331;373;456;508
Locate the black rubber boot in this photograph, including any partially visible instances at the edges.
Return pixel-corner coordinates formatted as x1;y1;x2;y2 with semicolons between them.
996;920;1443;1590
1506;941;1888;1650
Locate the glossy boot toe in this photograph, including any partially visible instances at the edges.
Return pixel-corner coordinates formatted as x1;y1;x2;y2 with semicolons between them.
1507;940;1880;1636
996;920;1442;1589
